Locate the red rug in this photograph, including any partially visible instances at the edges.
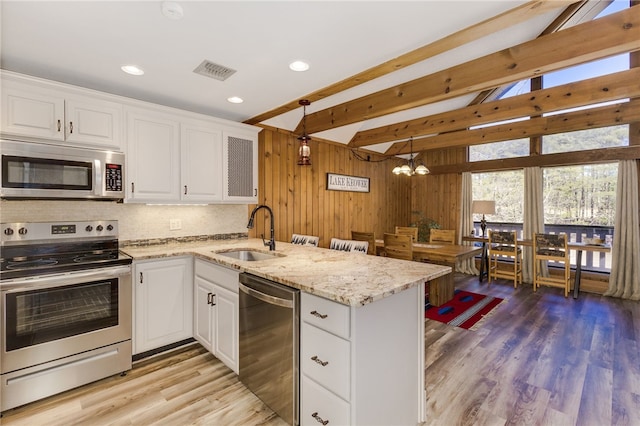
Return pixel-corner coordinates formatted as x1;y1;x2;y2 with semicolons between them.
425;290;504;330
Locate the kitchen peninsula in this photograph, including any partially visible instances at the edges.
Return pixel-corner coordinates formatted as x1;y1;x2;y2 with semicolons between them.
122;238;451;425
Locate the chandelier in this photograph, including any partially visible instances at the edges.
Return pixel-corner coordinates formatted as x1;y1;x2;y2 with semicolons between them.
297;99;311;166
392;137;429;176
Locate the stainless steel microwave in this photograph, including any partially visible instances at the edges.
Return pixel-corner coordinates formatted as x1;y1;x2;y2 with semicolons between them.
0;140;125;200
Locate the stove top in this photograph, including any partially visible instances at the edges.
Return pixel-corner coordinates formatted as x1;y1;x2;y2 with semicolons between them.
1;220;132;281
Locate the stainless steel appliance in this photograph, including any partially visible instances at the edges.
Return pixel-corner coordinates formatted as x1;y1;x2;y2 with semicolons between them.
239;273;299;426
0;220;132;412
0;140;125;200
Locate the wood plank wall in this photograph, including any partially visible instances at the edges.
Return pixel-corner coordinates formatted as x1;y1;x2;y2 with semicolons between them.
249;128;412;248
411;148;466;233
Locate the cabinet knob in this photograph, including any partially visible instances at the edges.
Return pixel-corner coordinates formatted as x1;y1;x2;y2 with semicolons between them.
311;412;329;425
139;272;143;284
57;119;62;132
184;185;188;195
69;121;73;133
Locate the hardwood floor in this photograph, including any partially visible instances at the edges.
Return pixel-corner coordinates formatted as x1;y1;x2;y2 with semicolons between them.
423;274;640;426
2;273;639;425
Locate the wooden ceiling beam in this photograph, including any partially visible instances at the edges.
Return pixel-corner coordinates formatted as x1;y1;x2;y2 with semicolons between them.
300;6;640;135
385;98;640;155
243;0;572;126
350;67;640;148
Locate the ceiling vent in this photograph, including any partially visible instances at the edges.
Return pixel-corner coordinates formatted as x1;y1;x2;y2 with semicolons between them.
193;60;236;81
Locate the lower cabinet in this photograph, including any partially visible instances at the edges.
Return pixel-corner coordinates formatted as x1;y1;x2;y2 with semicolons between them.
194;258;239;374
300;286;424;425
133;257;193;355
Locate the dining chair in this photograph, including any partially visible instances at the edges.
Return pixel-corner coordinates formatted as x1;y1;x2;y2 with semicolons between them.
395;226;418;242
383;233;413;260
487;230;522;288
533;233;571;297
351;231;376;255
429;229;456;245
290;234;320;247
329;238;369;254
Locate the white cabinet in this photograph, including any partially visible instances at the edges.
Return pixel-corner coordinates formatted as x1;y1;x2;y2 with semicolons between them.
222;130;258;203
133;257;193;355
300;287;425;425
1;76;123;150
194;259;239;373
181;121;223;202
126;109;234;204
126;108;181;201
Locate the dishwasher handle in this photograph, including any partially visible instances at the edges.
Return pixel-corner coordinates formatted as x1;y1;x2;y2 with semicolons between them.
239;281;294;309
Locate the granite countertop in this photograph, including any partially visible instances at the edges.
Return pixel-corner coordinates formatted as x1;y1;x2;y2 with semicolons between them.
120;238;451;307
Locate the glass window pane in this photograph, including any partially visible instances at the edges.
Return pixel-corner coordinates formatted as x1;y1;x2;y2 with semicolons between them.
543;164;617;226
472;170;523;223
469;138;529;162
542;125;629;155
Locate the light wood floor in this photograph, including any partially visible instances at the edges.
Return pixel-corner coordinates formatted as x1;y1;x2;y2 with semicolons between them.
2;273;639;426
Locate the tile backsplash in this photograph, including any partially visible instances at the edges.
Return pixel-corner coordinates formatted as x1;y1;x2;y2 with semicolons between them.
0;200;248;242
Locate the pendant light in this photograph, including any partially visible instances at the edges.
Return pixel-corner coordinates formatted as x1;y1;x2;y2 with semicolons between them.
392;137;429;176
297;99;311;166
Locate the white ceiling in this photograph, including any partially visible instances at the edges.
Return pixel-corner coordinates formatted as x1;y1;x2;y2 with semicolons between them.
1;1;567;152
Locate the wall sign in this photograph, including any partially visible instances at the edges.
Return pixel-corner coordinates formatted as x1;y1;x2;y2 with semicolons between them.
326;173;370;193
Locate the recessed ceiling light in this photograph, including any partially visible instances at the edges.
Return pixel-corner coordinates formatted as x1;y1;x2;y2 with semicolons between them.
227;96;244;104
289;60;310;72
121;65;144;76
162;1;184;20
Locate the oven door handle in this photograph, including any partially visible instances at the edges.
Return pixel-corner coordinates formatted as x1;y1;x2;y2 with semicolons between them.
1;265;131;293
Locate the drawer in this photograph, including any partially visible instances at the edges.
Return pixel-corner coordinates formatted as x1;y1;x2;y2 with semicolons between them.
195;259;239;293
301;322;350;401
301;375;350;426
301;292;350;339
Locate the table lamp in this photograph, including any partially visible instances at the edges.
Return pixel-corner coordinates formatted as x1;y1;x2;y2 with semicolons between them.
472;200;495;238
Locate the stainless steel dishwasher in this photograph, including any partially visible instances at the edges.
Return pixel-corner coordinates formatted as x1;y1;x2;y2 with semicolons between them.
239;273;300;426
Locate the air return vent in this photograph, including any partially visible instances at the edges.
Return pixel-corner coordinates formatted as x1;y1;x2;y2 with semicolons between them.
193;60;236;81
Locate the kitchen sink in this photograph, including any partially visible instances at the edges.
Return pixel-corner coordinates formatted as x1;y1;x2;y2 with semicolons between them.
216;249;282;262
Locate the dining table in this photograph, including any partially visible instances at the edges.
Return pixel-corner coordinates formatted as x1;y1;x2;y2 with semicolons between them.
375;239;482;265
462;236;611;298
375;239;482;306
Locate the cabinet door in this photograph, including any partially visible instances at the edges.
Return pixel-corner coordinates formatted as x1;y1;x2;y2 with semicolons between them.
126;109;180;202
194;276;215;352
1;82;65;141
181;122;223;202
65;95;122;150
134;258;193;354
213;285;239;374
222;131;258;203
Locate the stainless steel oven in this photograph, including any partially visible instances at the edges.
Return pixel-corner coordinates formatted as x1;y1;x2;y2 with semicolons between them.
0;220;132;412
0;140;125;200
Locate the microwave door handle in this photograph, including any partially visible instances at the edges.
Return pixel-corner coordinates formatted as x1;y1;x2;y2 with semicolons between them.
94;159;103;196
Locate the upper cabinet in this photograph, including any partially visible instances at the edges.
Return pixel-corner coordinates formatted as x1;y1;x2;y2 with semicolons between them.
125;106;257;204
1;73;123;151
0;71;259;204
223;130;258;203
126;108;181;201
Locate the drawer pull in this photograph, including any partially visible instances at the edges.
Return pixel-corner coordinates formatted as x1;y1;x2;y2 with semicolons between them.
311;355;328;367
310;310;328;319
311;412;329;425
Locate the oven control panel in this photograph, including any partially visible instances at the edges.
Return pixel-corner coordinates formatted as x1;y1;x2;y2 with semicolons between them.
1;220;119;243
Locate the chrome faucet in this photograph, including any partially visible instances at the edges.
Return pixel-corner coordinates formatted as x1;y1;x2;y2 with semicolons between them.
247;204;276;251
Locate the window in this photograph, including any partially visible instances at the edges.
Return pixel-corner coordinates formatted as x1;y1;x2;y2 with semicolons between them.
472;170;523;224
543;164;617;226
